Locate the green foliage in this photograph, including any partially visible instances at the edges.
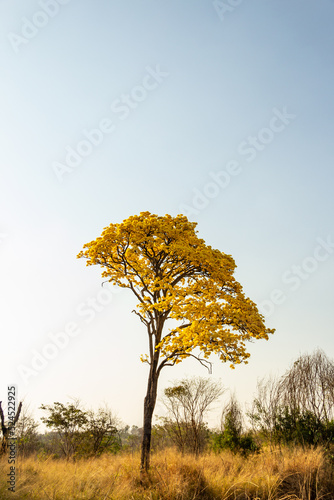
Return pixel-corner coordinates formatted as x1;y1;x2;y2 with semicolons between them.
40;402;88;432
249;351;334;449
40;401;88;459
118;425;143;453
78;408;120;457
40;402;120;459
210;431;258;456
211;395;259;456
273;408;334;447
324;420;334;443
12;407;40;457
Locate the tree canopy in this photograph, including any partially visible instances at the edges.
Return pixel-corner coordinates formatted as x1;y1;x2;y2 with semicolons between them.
77;212;274;371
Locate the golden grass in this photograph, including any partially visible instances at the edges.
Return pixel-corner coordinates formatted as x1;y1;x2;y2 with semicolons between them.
0;446;332;500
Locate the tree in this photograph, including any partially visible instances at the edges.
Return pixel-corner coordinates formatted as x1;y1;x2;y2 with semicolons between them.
279;349;334;423
161;377;224;454
249;350;334;447
213;395;258;455
15;406;39;456
119;425;142;454
77;212;274;471
40;401;88;459
0;400;22;455
248;375;281;446
83;406;120;456
40;402;120;458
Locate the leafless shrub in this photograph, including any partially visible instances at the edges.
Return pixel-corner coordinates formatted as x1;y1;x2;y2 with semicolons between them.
160;377;225;455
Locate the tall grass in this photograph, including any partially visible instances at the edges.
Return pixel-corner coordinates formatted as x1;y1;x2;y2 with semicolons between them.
0;446;332;499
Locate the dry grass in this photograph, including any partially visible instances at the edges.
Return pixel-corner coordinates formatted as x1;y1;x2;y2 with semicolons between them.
0;446;333;500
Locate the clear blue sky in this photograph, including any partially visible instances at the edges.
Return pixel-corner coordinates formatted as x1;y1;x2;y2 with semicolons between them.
1;0;334;428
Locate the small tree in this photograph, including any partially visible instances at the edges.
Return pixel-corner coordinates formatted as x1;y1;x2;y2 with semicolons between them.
279;349;334;423
213;395;258;455
83;406;120;456
214;396;243;453
250;350;334;447
161;377;224;455
78;212;274;471
15;406;39;456
248;376;281;447
40;401;88;459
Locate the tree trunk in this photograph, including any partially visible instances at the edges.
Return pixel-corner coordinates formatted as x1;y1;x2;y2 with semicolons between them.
140;366;159;472
0;401;22;455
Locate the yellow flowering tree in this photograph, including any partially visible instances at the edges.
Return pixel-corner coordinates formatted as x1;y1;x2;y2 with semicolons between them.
77;212;274;471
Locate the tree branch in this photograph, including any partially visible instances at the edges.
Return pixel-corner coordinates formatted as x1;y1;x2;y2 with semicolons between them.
132;309;149;326
157;351;212;376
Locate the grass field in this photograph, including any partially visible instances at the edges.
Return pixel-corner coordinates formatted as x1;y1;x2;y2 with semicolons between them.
1;446;333;499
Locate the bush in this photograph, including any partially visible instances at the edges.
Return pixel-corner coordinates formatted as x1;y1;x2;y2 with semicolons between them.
210;430;259;456
273;408;334;447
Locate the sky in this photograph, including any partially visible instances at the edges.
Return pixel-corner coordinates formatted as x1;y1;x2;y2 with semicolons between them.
1;0;334;430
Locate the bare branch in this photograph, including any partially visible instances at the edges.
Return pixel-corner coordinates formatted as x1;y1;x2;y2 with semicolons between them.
132;309;148;326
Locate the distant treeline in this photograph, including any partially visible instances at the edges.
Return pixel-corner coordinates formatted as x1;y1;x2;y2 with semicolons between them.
1;349;334;459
